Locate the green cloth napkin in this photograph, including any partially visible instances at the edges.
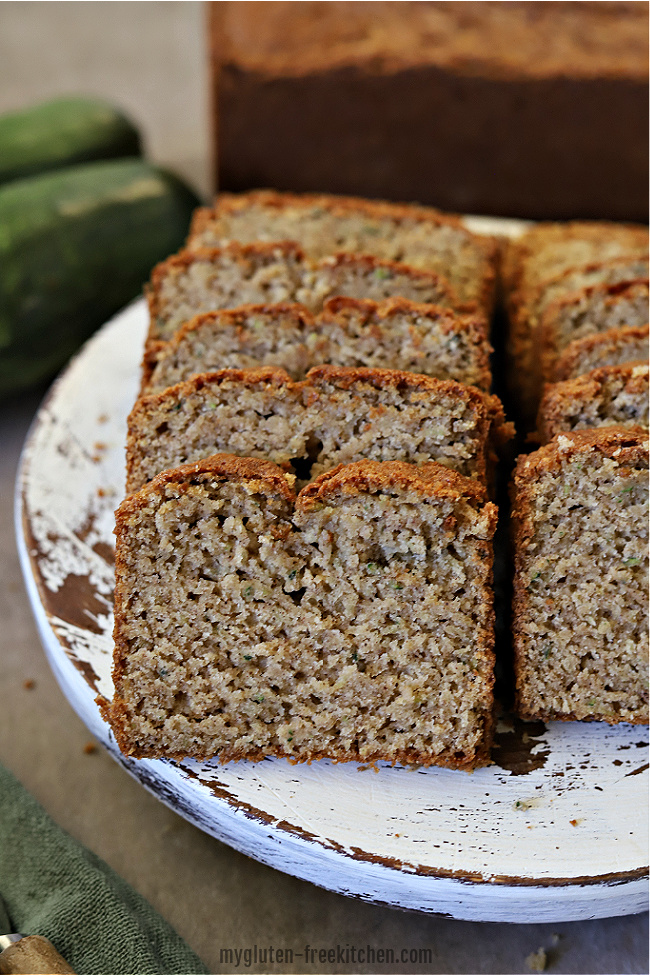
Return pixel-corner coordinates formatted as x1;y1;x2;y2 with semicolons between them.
0;763;210;975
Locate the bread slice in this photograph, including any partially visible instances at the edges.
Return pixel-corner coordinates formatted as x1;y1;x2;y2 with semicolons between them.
126;367;303;494
302;365;506;483
108;454;497;768
538;278;649;382
554;324;649;382
144;295;493;396
187;189;498;314
511;427;648;724
502;221;649;299
125;365;501;494
536;363;649;442
146;242;307;344
315;297;493;391
146;241;462;347
503;222;648;421
508;255;649;422
143;302;318;392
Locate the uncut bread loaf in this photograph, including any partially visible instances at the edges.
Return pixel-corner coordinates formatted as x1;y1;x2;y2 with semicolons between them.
146;241;462;346
511;427;649;724
187;189;498;314
144;296;493;395
212;2;648;222
554;325;649;383
125;365;502;494
108;454;498;768
536;364;649;443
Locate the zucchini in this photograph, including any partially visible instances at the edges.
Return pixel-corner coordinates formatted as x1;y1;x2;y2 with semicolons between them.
0;158;200;397
0;97;141;185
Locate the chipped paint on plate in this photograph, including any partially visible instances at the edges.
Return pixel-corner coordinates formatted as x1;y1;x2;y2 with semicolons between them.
16;298;649;922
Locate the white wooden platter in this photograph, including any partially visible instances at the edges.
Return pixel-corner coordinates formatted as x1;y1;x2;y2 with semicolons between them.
15;298;649;922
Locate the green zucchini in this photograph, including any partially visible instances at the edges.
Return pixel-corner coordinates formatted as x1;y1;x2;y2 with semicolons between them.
0;158;200;397
0;97;141;185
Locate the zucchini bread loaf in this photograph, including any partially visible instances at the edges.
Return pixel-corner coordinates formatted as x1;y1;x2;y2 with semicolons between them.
108;454;497;768
144;296;493;395
126;365;504;494
511;427;648;724
187;189;498;314
536;363;649;443
211;2;648;221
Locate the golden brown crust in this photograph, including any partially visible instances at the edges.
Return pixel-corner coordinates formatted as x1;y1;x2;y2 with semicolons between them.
214;3;649;81
321;294;490;338
198;186;493;242
304;362;485;399
170;302;314;343
130;365;293;422
135;362;489;415
117;452;298;523
502;222;649;296
187;204;216;241
105;734;494;770
125;368;294;491
503;224;648;413
141;302;317;393
506;251;649;424
297;458;492;511
139;338;166;393
513;425;649;485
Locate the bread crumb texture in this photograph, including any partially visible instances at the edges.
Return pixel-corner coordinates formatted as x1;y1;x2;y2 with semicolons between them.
110;456;497;770
512;428;648;724
147;242;461;344
125;365;500;494
187;190;498;312
145;296;492;394
536;363;649;442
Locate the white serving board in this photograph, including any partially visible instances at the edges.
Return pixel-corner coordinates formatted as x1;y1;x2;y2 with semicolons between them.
16;298;649;922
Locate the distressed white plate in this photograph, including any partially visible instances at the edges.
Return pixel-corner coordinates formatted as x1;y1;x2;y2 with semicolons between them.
16;298;649;922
